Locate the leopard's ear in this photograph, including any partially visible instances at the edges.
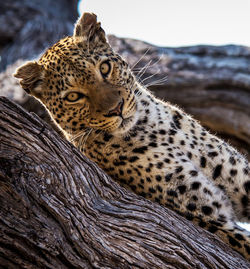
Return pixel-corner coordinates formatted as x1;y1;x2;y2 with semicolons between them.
73;12;106;45
14;61;45;99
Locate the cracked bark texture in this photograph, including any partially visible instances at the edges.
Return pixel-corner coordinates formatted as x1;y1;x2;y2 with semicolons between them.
0;96;250;268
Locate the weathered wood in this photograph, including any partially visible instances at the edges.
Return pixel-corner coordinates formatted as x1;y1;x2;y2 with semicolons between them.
0;0;78;70
0;96;249;268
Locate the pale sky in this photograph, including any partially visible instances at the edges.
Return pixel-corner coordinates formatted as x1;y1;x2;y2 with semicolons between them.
79;0;250;47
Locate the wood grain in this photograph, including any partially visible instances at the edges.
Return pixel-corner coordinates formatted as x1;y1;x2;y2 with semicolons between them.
0;97;249;268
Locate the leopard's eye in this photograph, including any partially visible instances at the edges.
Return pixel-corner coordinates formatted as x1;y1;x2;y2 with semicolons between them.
100;61;111;76
64;92;85;102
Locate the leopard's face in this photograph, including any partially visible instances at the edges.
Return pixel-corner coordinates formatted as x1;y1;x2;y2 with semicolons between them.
39;37;137;136
14;13;138;137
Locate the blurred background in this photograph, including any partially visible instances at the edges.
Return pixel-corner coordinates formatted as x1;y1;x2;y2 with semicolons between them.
0;0;249;229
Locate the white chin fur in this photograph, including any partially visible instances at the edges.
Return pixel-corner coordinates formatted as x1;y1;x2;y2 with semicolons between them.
111;112;139;136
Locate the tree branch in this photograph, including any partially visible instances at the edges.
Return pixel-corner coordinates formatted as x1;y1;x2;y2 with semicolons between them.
0;97;249;268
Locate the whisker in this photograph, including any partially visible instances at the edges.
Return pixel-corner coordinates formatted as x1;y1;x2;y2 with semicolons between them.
141;70;160;84
70;130;86;143
92;129;105;141
145;76;168;87
134;53;165;83
130;47;151;70
79;128;93;150
136;60;153;81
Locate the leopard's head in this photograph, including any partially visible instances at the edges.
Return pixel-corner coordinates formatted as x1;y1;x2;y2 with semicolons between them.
14;13;138;137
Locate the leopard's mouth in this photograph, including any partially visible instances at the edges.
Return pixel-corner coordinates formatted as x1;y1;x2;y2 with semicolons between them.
111;108;138;135
103;96;137;135
120;115;134;128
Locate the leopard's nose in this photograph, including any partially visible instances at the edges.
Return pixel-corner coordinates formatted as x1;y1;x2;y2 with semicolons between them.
104;99;124;117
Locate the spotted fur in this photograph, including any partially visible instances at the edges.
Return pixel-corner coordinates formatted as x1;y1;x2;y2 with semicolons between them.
15;12;250;259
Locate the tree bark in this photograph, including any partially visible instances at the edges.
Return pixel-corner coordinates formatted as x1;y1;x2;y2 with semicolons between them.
0;0;78;71
0;97;249;268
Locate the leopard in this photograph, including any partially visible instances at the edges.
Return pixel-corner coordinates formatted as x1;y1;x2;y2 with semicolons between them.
14;12;250;260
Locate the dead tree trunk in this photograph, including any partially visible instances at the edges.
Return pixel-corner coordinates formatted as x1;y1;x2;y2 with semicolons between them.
0;97;249;268
0;0;78;71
